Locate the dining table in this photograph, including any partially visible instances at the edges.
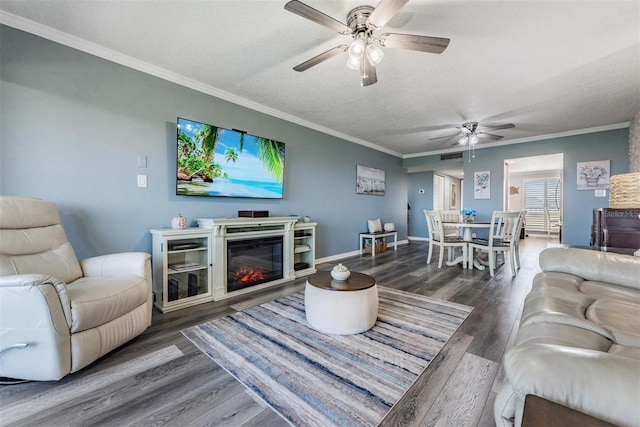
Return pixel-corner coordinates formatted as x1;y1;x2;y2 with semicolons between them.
442;221;491;270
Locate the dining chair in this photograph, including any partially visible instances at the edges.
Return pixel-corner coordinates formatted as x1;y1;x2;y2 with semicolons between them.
468;210;522;277
424;210;468;268
513;210;527;271
545;208;562;239
440;209;463;238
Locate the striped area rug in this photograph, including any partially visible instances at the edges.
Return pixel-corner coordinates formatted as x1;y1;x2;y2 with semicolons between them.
182;287;473;427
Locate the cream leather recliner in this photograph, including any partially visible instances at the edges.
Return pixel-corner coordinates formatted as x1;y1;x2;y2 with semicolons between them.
0;197;152;381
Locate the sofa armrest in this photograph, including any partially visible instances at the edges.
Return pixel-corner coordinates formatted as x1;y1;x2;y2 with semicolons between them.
80;252;151;279
0;274;72;330
0;274;73;380
504;343;640;426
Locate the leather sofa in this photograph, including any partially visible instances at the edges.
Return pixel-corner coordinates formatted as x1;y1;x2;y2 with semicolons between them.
494;247;640;427
0;197;152;381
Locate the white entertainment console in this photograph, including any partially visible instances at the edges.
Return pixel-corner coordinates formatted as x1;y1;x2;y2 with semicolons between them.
151;217;316;312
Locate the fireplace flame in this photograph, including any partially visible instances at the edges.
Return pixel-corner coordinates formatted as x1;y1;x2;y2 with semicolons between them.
235;267;267;284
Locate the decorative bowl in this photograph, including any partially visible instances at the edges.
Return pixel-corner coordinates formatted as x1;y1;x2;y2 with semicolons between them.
331;263;350;281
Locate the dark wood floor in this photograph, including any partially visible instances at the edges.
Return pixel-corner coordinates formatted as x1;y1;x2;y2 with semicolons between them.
1;237;555;427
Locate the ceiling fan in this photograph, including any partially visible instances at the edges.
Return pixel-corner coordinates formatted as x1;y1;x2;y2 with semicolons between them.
429;122;516;146
429;122;515;160
284;0;450;87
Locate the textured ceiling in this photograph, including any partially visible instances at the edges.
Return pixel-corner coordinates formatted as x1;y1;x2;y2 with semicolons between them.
1;0;638;159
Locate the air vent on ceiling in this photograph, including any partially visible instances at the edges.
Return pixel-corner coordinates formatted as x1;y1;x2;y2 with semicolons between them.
440;152;463;160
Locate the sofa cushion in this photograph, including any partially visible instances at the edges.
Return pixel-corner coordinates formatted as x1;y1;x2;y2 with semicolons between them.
522;270;640;347
608;344;640;360
580;280;640;303
587;299;640;347
66;275;149;333
519;284;615;339
514;322;612;352
531;271;583;291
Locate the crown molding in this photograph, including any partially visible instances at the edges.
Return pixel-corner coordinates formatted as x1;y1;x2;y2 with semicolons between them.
0;12;404;158
402;122;631;159
1;13;629;161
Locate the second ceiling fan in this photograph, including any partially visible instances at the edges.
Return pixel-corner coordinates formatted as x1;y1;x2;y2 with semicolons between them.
284;0;450;86
430;122;516;146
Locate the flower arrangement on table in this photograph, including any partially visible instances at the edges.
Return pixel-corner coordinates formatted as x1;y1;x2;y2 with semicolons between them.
461;208;477;223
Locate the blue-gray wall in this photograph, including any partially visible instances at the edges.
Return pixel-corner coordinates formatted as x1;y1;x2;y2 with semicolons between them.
407;171;434;238
404;129;631;246
0;26;408;260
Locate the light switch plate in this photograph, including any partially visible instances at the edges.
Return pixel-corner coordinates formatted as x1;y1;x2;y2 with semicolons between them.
137;175;147;187
595;189;606;197
137;155;147;168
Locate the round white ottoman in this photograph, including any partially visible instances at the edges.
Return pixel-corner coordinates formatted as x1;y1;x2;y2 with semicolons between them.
305;271;378;335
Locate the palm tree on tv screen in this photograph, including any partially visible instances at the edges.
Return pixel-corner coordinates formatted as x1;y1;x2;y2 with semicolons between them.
194;125;220;165
236;134;284;183
256;138;285;183
225;147;239;163
177;130;196;180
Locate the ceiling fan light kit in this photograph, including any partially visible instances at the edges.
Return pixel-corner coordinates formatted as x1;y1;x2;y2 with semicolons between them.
365;41;384;65
284;0;450;87
459;134;479;146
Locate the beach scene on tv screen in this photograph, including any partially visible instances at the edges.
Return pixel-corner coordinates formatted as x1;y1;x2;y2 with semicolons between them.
177;118;285;198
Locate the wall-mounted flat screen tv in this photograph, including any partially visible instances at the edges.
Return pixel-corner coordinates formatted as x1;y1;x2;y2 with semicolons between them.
176;117;285;199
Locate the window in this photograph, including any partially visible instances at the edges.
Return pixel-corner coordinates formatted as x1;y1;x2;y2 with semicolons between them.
524;177;561;233
433;174;446;210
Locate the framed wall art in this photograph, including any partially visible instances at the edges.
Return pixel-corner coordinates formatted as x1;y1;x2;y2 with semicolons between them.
474;171;490;199
450;183;458;209
577;160;610;190
356;165;385;196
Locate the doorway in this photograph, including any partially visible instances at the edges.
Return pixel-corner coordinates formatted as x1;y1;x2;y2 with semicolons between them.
504;153;563;240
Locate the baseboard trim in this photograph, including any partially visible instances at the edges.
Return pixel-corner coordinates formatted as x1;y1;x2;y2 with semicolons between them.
315;240;410;264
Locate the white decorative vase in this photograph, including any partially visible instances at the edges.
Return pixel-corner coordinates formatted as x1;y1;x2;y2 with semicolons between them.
331;263;351;281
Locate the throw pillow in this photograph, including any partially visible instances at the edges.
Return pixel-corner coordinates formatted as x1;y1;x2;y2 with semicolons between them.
368;218;382;233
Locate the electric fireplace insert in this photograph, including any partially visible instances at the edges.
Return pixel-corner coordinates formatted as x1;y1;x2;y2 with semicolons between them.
226;236;284;292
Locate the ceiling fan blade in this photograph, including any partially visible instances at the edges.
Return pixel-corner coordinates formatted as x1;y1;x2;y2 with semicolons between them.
293;45;348;72
367;0;409;28
284;0;351;34
360;58;377;87
478;123;515;131
379;33;450;54
477;133;504;141
429;133;459;141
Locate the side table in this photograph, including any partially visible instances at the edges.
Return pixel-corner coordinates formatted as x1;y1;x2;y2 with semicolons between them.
304;271;378;335
359;231;398;257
